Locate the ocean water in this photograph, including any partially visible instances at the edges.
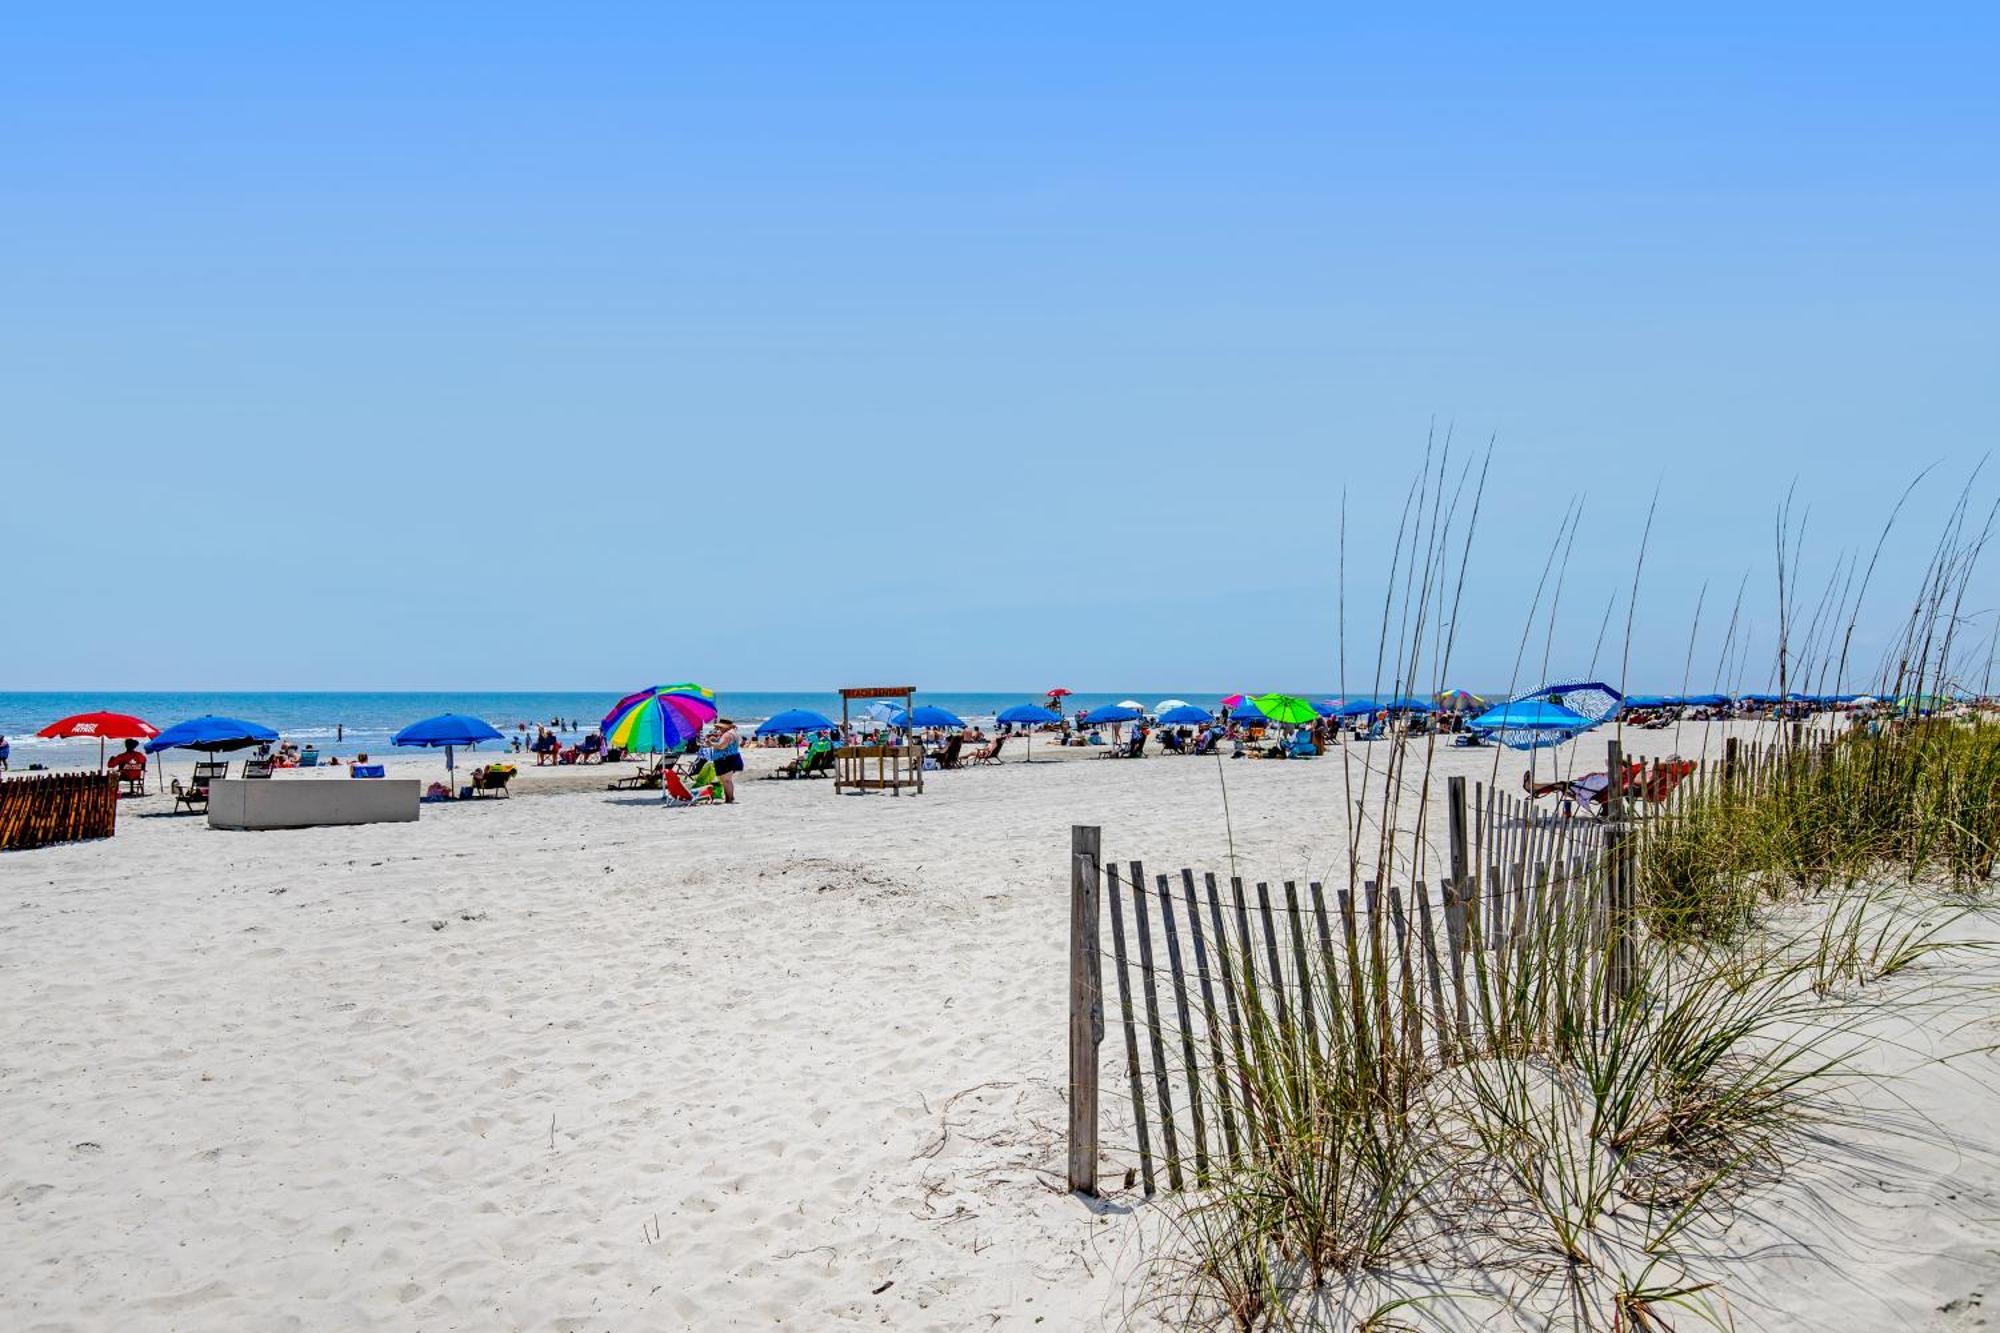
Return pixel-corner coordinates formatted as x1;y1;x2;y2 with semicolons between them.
0;690;1241;763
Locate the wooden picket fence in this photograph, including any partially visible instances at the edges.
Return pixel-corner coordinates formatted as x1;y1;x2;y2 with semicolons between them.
1065;737;1749;1197
0;772;120;851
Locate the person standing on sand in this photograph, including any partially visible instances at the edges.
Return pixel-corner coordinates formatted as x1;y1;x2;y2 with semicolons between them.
709;718;743;803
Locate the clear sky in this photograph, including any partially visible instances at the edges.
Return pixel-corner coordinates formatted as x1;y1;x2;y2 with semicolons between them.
5;5;1995;693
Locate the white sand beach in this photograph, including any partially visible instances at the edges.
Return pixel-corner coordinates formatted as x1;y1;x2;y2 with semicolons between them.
3;722;1995;1330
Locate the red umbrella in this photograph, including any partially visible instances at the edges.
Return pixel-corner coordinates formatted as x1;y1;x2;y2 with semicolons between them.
1045;687;1073;697
37;711;161;769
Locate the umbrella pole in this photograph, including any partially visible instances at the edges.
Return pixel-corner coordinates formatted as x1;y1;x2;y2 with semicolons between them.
447;744;455;796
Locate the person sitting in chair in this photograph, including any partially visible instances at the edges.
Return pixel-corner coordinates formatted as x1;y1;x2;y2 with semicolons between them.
107;739;147;791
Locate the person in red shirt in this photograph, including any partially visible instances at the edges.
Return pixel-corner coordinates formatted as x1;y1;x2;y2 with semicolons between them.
107;739;148;789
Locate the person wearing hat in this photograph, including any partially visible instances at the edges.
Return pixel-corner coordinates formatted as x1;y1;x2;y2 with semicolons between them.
709;718;743;803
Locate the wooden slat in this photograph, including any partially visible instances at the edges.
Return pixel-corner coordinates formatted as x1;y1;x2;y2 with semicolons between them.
1128;861;1184;1190
1283;881;1316;1049
1067;826;1103;1194
1414;881;1450;1051
1155;873;1210;1183
1254;882;1289;1033
1184;870;1241;1167
1103;863;1154;1194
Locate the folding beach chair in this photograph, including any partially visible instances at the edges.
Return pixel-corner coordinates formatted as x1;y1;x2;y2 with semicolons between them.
663;761;722;806
172;760;228;815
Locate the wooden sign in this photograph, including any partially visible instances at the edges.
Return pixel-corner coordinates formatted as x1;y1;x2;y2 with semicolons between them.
839;685;917;700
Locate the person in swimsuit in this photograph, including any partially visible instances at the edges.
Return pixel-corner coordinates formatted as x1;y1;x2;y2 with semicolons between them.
709;718;743;804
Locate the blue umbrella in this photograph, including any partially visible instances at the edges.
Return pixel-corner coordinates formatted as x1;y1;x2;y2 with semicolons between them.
1079;704;1141;725
1681;693;1731;708
1380;695;1434;714
997;703;1061;761
1623;694;1673;709
1520;681;1623;723
1331;698;1380;718
890;704;967;729
1158;704;1213;725
1226;703;1269;725
1468;700;1592;750
145;715;279;754
392;713;505;748
755;708;838;738
393;713;505;790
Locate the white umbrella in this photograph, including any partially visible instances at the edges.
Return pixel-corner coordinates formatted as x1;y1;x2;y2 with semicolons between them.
1154;698;1190;715
1117;699;1146;712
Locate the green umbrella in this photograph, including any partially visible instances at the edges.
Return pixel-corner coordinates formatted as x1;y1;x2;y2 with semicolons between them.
1251;693;1319;726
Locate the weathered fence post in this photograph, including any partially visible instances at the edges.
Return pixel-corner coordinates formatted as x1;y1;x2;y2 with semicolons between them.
1723;736;1739;793
1068;825;1104;1195
1603;739;1637;1005
1446;774;1471;929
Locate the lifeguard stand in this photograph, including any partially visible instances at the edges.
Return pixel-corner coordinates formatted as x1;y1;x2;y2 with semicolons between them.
835;686;925;795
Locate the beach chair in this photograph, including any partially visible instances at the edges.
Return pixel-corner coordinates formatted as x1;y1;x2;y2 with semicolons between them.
771;741;830;779
663;761;721;806
242;758;275;780
172;760;229;815
470;766;514;798
1191;732;1219;757
1286;731;1318;759
968;734;1007;766
350;764;386;779
609;761;665;791
1102;731;1147;759
932;736;965;770
1633;758;1697;805
297;748;319;768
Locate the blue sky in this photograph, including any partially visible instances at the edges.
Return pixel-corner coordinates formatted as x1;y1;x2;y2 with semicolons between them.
4;5;1995;693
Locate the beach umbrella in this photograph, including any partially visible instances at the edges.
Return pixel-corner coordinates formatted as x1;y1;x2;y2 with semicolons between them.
998;703;1060;761
1310;699;1343;716
1467;700;1591;751
1622;694;1673;709
1893;693;1952;715
1331;698;1380;717
1681;693;1731;708
37;710;160;768
1251;693;1318;726
1231;702;1270;725
145;715;279;754
393;713;504;791
1380;695;1435;714
1519;681;1622;724
863;700;904;723
1435;689;1485;712
1219;693;1248;709
1157;704;1213;725
1154;698;1191;715
755;708;837;738
1116;698;1146;712
889;704;966;730
602;683;718;755
1080;704;1141;725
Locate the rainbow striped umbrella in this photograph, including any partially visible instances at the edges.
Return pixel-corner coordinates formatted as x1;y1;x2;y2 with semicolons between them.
602;683;717;753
